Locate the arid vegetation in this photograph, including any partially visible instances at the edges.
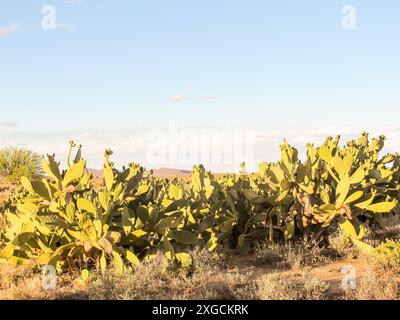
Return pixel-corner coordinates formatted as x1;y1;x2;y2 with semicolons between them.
1;134;400;300
0;148;42;184
1;238;399;300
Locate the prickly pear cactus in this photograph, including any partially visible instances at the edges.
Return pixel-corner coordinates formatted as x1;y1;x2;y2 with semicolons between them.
0;133;399;273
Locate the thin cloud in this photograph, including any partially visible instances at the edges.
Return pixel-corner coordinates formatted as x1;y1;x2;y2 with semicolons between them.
254;126;399;143
64;0;83;4
0;121;18;127
2;125;399;172
199;96;220;100
56;22;75;32
168;94;220;102
254;126;400;162
0;23;19;37
169;94;190;102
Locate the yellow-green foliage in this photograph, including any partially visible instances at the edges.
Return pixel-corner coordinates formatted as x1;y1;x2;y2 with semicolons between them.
0;133;399;274
0;148;43;184
373;240;400;272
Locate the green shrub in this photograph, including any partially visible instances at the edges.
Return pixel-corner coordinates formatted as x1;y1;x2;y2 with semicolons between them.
0;148;43;183
373;240;400;272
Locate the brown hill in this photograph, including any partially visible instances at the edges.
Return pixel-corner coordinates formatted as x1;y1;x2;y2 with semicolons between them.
87;168;103;178
152;167;191;178
88;168;191;179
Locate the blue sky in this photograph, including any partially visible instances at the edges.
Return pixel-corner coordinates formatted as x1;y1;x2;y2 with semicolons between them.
1;0;400;170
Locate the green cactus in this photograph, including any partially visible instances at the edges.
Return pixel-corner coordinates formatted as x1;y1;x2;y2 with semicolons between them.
1;133;399;273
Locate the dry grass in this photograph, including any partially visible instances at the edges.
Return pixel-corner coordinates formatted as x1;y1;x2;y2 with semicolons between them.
369;240;400;273
0;262;87;300
1;247;400;300
255;238;332;270
1;210;400;300
328;231;359;259
348;267;400;300
88;249;251;300
251;272;329;300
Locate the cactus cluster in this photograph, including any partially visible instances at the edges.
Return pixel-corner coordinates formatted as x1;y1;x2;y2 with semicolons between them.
0;133;399;273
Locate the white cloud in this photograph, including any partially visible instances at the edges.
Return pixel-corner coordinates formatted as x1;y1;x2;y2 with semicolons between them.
0;23;19;37
199;96;220;100
0;131;147;170
169;94;188;102
253;125;400;164
168;94;220;102
1;125;400;172
253;126;399;144
0;120;18;127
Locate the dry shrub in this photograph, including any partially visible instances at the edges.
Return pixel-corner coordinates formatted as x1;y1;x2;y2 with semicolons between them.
350;268;400;300
0;250;251;300
328;232;358;259
0;263;34;291
372;215;400;242
369;240;400;273
88;249;251;300
0;262;86;300
256;239;331;270
0;262;52;299
254;246;283;266
252;273;329;300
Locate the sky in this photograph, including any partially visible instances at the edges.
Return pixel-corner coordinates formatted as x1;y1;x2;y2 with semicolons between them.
1;0;400;171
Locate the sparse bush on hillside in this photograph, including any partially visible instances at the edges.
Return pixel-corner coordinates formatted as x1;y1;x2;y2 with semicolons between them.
0;148;43;184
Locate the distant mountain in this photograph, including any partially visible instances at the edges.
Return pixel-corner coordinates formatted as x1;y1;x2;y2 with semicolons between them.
87;168;103;178
87;167;191;179
152;167;191;178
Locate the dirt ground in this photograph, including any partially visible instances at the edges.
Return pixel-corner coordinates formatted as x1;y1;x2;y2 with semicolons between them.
1;249;397;300
226;254;370;299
